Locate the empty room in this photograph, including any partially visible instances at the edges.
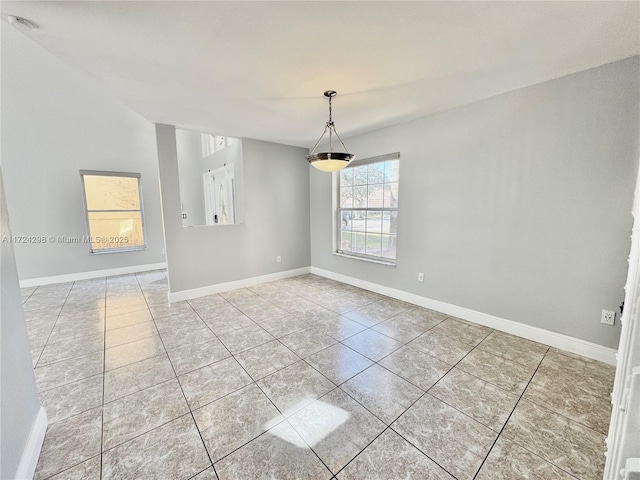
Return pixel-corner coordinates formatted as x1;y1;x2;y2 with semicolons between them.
1;2;639;480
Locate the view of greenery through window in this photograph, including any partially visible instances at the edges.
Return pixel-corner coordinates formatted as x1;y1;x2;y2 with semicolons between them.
81;173;145;252
338;157;399;262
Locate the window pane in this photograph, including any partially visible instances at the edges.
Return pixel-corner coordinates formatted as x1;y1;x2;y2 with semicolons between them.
83;175;140;210
350;210;366;232
384;160;400;183
340;230;352;252
353;186;368;208
367;184;384;208
340;210;352;230
340;168;353;187
340;187;353;208
367;163;385;184
382;212;391;234
353;165;368;185
366;233;382;256
87;211;144;250
366;210;382;234
382;234;397;260
351;231;366;254
383;182;399;208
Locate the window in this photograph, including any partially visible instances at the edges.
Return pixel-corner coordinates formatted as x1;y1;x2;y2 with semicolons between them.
337;153;400;264
80;170;146;253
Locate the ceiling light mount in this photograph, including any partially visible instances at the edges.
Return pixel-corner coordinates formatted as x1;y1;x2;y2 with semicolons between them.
307;90;354;172
8;15;34;31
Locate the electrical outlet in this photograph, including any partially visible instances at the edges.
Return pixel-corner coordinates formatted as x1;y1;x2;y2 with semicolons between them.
276;256;282;263
601;309;615;326
418;272;424;282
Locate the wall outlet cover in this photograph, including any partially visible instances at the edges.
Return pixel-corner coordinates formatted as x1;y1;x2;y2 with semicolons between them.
601;309;615;326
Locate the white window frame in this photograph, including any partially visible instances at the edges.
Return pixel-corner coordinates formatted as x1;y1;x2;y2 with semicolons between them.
80;170;147;254
336;152;400;265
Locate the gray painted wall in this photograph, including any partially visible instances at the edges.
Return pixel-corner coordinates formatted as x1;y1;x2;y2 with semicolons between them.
0;170;42;480
1;24;165;281
156;125;311;293
310;57;640;349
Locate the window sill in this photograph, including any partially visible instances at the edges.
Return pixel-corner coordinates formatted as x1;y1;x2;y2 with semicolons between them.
333;252;396;267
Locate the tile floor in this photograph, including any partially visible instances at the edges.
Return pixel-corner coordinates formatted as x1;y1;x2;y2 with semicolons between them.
22;271;615;480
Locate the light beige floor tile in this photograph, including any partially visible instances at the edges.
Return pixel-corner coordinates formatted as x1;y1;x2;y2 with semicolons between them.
234;340;299;380
457;349;537;394
342;329;403;361
258;360;336;416
179;357;252;409
476;436;576;480
338;429;454;480
102;379;189;449
341;364;423;424
378;345;451;390
34;407;102;480
104;353;175;402
429;368;519;431
102;414;210;480
279;327;338;358
167;337;231;376
193;384;284;463
288;388;385;474
39;374;103;424
215;421;333;480
502;400;606;479
393;394;497;480
305;344;373;385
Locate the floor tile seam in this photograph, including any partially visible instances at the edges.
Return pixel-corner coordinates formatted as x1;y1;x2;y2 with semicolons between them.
515;394;611;437
33;281;81;368
37;452;103;480
306;416;394;477
105;317;157;332
495;431;585;480
132;275;217;473
433;364;526;400
104;329;159;350
277;407;346;477
187;465;217;480
99;410;194;456
39;399;104;430
455;346;539;396
341;337;406;364
374;354;456;395
180;375;255;412
335;377;428;430
101;402;192;452
469;353;548;480
280;335;340;360
383;424;458;479
420;327;494;350
473;342;550;369
36;342;106;368
102;376;183;408
207;414;290;467
34;355;106;394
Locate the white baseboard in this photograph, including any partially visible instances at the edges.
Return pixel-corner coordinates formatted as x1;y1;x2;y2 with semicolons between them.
19;262;168;288
169;267;312;303
14;406;48;480
311;267;618;365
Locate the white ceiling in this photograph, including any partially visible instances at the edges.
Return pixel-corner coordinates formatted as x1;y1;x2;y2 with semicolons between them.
2;1;639;148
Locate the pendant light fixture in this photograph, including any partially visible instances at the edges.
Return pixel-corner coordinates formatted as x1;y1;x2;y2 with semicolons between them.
306;90;355;172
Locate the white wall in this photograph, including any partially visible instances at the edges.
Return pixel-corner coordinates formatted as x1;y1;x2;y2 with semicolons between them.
1;24;165;282
310;57;640;349
156;125;311;295
0;171;45;480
